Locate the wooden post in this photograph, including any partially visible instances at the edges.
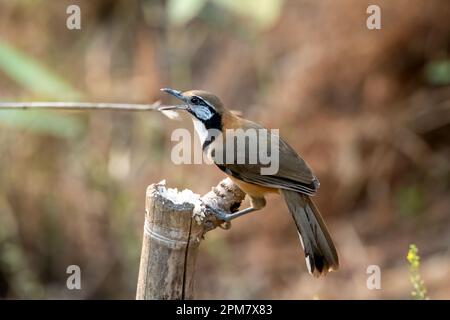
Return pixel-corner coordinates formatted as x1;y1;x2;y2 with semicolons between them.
136;178;246;300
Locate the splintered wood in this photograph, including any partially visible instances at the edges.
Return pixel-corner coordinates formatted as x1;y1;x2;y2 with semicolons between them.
136;178;245;300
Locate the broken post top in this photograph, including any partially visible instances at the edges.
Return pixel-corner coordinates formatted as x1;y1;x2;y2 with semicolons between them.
146;178;246;234
137;178;246;300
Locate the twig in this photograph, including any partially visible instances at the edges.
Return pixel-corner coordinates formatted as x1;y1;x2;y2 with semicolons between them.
0;101;184;112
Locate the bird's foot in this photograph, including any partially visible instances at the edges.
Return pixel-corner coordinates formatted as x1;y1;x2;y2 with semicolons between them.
203;204;233;224
204;203;257;224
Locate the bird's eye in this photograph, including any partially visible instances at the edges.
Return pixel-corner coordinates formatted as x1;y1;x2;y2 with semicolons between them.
190;97;200;105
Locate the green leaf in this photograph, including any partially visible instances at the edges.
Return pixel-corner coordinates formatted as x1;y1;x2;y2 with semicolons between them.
167;0;207;26
396;185;425;217
212;0;284;30
0;41;84;137
425;60;450;86
0;41;82;100
0;110;83;138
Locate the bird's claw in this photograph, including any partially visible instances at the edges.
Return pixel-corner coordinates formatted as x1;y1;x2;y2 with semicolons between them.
204;204;232;223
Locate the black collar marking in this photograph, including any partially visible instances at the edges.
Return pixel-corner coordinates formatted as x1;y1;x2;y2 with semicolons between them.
187;96;223;150
201;110;222;151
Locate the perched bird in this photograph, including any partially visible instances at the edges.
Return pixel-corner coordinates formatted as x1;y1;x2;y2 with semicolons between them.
160;88;339;276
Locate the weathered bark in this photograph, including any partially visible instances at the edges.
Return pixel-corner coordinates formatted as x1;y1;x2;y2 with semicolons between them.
136;178;245;300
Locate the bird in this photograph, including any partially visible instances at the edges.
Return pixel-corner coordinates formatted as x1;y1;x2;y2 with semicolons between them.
159;88;339;276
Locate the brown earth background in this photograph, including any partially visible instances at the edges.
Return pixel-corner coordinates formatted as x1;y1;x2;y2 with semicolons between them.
0;0;449;299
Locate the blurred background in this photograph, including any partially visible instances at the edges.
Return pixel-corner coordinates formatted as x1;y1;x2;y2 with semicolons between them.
0;0;449;299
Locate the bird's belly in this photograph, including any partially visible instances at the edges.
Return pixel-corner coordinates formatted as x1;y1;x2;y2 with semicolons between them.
229;176;279;197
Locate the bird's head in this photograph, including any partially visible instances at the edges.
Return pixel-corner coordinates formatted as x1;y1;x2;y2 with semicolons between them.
159;88;227;126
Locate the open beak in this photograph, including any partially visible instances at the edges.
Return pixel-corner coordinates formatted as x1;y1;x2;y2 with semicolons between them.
159;88;189;111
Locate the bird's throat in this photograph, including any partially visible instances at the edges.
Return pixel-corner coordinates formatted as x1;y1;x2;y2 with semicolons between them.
192;118;209;146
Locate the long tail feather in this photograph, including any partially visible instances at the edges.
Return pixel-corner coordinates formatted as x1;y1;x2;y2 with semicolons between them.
281;190;339;276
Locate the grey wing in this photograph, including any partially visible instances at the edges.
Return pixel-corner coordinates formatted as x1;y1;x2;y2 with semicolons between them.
214;129;319;195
